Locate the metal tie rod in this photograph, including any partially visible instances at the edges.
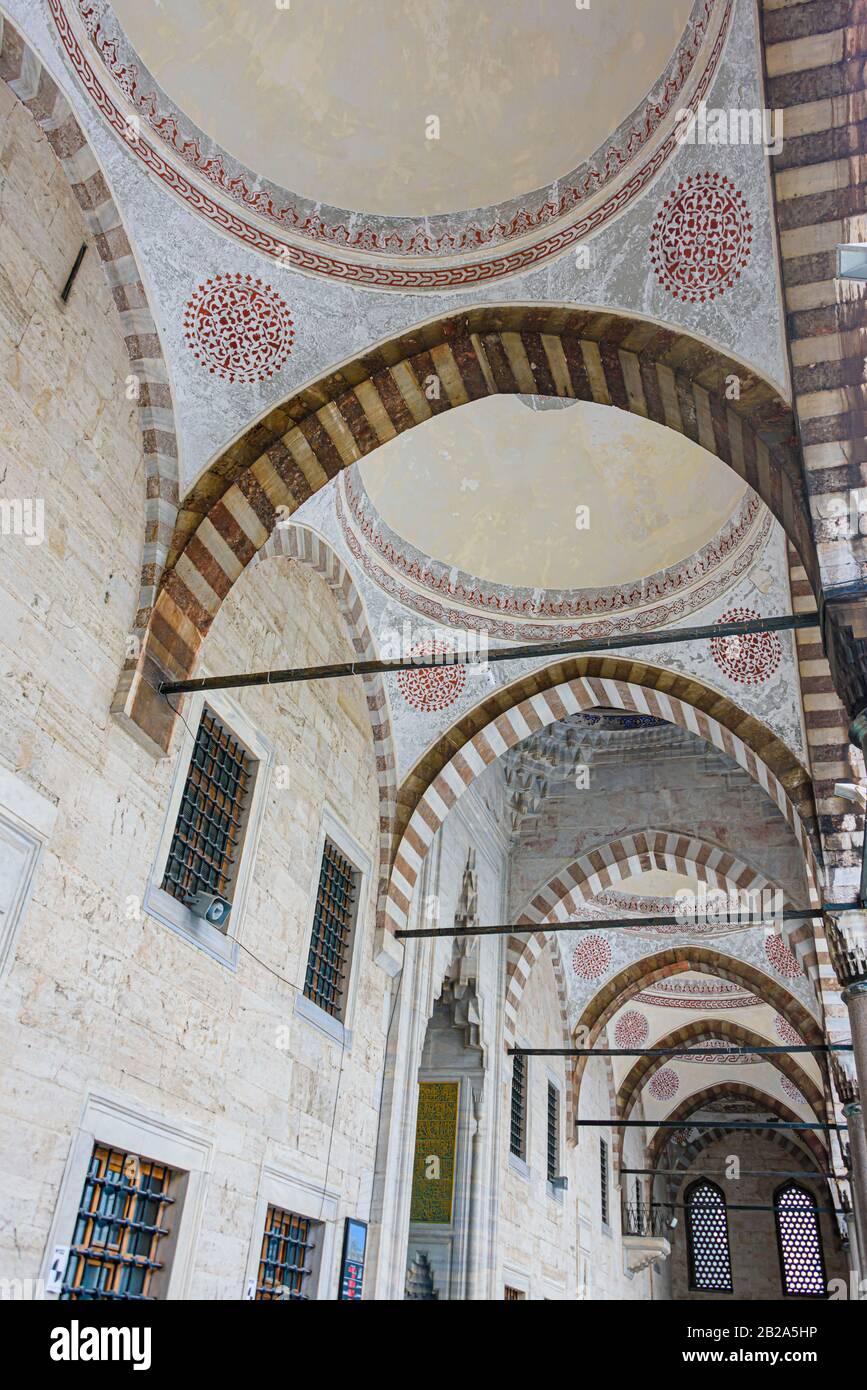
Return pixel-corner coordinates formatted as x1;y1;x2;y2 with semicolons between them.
509;1045;853;1057
622;1168;833;1179
395;905;863;940
654;1201;847;1215
159;612;816;696
576;1119;842;1131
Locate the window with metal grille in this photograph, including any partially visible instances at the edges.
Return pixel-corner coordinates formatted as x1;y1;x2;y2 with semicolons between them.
504;1285;526;1301
304;837;359;1019
509;1052;527;1159
60;1145;175;1300
546;1082;559;1183
686;1179;733;1292
600;1139;609;1225
161;707;255;914
256;1205;316;1300
775;1182;827;1297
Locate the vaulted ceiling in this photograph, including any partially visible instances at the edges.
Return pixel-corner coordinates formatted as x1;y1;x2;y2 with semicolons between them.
111;0;694;216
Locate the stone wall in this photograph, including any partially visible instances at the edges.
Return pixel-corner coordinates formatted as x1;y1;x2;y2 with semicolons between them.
0;86;390;1297
670;1135;847;1301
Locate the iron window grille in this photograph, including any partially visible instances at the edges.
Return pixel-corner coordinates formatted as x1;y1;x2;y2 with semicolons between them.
600;1139;610;1225
546;1082;559;1183
161;706;255;915
774;1182;827;1297
509;1053;527;1159
256;1205;316;1300
686;1179;733;1292
60;1145;175;1300
304;837;360;1020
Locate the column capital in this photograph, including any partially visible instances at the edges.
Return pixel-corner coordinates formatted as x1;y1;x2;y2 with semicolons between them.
823;602;867;729
824;911;867;989
845;1102;865;1121
831;1049;859;1097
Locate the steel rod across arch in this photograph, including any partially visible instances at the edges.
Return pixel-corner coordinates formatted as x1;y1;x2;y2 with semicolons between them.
159;613;816;696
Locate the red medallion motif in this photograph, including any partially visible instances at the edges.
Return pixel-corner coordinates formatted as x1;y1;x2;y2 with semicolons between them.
395;641;467;713
650;172;752;304
614;1011;650;1048
774;1015;802;1046
764;933;800;980
710;607;782;685
780;1076;805;1105
571;934;612;981
649;1067;680;1102
183;274;295;383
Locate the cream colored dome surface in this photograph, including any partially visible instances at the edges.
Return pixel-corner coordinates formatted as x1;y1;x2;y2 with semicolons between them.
357;396;748;592
111;0;693;217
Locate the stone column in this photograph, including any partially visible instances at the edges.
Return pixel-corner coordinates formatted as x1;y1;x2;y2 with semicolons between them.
831;1052;867;1279
825;913;867;1137
464;1088;485;1300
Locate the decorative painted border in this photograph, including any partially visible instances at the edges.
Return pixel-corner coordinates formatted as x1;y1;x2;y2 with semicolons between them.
631;989;763;1008
337;473;774;640
340;469;768;627
49;0;734;288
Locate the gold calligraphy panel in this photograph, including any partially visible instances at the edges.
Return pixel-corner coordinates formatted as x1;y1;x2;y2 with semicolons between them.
409;1081;460;1224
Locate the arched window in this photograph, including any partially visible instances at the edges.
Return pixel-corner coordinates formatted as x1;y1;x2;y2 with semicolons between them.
775;1182;827;1297
685;1179;733;1292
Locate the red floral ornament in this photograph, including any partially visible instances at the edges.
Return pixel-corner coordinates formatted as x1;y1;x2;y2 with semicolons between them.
650;172;753;304
614;1010;650;1048
764;933;800;980
571;934;612;981
396;641;467;713
649;1067;680;1101
711;607;782;685
183;273;295;383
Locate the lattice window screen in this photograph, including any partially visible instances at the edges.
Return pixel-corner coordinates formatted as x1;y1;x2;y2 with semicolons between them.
686;1179;733;1292
775;1183;826;1296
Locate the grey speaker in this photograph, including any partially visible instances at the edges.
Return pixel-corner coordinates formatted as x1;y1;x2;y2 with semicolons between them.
187;891;232;928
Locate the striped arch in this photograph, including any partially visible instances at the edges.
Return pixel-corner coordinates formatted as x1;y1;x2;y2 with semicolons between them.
526;935;579;1141
251;523;398;925
114;305;819;758
614;1019;824;1173
505;830;785;1044
569;946;822;1098
522;829;776;924
646;1081;829;1172
0;15;178;634
658;1125;826;1204
385;669;822;999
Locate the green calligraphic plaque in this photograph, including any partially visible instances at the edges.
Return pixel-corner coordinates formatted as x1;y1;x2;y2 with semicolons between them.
409;1081;460;1224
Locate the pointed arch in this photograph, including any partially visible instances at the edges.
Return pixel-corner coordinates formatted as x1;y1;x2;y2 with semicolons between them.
774;1181;828;1297
566;947;822;1109
505;829;795;1044
613;1018;824;1172
646;1082;829;1172
383;664;821;993
660;1125;823;1204
114;306;820;757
